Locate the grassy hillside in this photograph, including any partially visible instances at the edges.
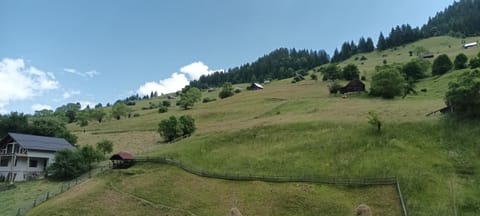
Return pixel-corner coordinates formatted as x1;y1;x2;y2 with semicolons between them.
28;164;402;216
27;36;480;215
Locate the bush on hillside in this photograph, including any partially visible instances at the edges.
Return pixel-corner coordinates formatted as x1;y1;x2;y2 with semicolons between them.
219;82;234;99
158;106;168;113
469;57;480;69
454;53;468;70
402;59;428;81
320;64;341;81
96;139;113;155
342;64;360;81
445;69;480;118
48;146;103;180
328;80;343;94
162;100;171;107
202;97;217;103
158;115;196;142
370;66;405;99
432;54;453;75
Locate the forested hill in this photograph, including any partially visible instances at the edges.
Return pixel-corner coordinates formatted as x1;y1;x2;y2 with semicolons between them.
422;0;480;38
333;0;480;62
189;48;329;88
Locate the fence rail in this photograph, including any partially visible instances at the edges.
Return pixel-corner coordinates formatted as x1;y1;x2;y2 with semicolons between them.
18;156;409;216
16;165;110;216
135;156;408;216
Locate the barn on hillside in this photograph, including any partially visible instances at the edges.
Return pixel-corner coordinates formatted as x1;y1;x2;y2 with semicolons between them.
339;79;365;94
247;83;264;90
463;42;478;49
110;152;135;169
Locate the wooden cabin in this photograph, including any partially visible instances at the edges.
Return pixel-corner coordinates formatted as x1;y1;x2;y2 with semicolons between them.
110;152;135;169
339;79;365;94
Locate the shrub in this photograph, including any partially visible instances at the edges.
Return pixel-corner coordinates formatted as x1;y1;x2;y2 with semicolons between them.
402;60;427;81
162;100;171;107
179;115;196;136
432;54;453;75
125;101;136;106
469;57;480;69
97;139;113;154
342;64;360;80
360;56;368;61
202;97;217;103
48;146;103;180
367;111;382;133
158;106;168;113
157;115;196;142
328;80;342;94
133;113;141;117
320;64;341;81
219;82;234;99
370;66;405;99
178;87;202;109
234;88;242;94
445;69;480;118
454;53;468;69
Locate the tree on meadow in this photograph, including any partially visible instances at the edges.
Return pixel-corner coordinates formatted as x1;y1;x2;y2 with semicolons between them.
432;54;453;75
178;87;202;110
370;66;405;99
454;53;468;70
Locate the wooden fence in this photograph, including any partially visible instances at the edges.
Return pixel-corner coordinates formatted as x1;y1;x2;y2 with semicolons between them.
16;166;109;216
135;156;408;216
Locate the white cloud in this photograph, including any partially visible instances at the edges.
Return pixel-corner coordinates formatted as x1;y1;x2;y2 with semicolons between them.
137;72;189;96
62;90;81;99
64;68;100;78
31;104;52;111
136;61;222;96
180;61;221;80
0;58;60;113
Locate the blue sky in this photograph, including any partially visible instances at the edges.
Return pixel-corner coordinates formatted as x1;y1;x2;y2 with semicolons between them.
0;0;453;114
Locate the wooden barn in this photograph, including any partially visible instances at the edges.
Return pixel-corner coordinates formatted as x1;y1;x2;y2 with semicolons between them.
339;79;365;94
110;152;135;169
247;83;264;90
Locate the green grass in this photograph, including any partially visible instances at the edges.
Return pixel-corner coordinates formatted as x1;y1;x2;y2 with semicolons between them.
28;165;402;216
151;119;479;215
0;180;61;216
28;36;480;215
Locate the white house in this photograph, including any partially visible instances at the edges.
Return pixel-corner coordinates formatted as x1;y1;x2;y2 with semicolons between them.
0;133;75;182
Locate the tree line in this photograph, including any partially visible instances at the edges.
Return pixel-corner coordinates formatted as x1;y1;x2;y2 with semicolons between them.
189;48;330;88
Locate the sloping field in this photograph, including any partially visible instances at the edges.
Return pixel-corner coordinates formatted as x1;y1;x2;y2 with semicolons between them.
28;164;402;216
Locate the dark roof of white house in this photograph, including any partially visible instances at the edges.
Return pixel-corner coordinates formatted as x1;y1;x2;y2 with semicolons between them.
4;133;75;152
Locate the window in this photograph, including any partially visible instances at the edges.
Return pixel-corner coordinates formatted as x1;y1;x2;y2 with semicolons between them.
29;159;38;168
0;158;8;167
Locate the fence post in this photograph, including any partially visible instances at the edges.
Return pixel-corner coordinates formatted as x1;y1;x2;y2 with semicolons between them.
33;199;37;207
16;208;21;216
61;184;64;193
396;178;408;216
46;191;50;200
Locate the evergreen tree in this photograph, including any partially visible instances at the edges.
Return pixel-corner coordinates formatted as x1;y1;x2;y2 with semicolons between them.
377;32;387;50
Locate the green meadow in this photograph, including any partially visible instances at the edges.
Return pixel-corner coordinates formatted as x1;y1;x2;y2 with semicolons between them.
21;36;480;215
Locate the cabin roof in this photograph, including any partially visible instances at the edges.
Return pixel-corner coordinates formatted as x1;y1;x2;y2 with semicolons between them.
1;132;75;152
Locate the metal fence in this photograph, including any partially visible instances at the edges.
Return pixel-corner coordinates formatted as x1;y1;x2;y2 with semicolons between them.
136;156;409;216
16;165;109;216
